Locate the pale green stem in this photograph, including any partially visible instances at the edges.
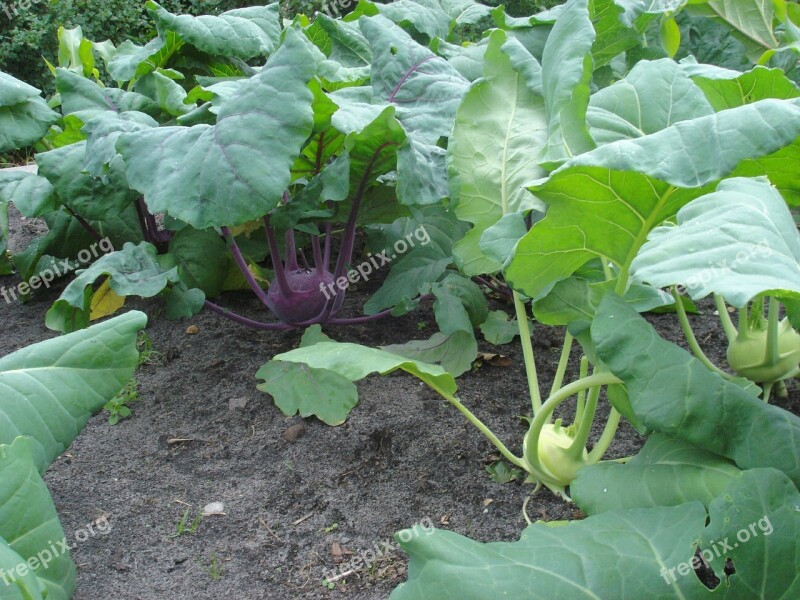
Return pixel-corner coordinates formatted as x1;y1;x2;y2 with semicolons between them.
514;292;542;415
587;408;622;463
714;293;738;343
567;382;600;459
574;356;589;425
549;332;574;397
737;303;750;343
763;382;774;403
766;296;780;366
426;381;527;471
523;372;622;477
601;257;614;281
672;288;734;380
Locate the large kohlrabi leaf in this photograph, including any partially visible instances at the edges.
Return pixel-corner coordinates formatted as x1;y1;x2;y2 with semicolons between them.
0;72;59;152
448;31;547;275
365;0;492;41
506;97;800;299
360;15;469;204
46;242;179;333
587;58;714;145
555;98;800;187
592;293;800;488
680;61;800;110
117;28;322;229
0;310;146;473
274;341;457;395
390;468;800;599
572;433;741;515
55;68;160;122
631;177;800;307
146;1;281;60
0;438;74;600
539;0;596;164
0;171;57;217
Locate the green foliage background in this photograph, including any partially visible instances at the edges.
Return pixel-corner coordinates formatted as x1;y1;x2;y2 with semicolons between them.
0;0;556;96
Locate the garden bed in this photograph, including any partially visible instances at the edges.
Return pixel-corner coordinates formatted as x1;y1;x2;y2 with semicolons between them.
4;208;797;599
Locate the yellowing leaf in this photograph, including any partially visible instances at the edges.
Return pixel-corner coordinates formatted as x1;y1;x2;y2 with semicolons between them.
90;278;126;320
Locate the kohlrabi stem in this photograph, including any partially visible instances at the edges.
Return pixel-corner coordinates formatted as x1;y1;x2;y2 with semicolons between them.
473;276;513;299
426;382;528;471
513;292;542;415
672;287;734;380
523;372;622;477
574;356;589;425
714;293;738;343
263;216;291;298
737;303;750;343
311;235;323;274
763;382;774;403
64;205;104;244
203;300;294;330
567;378;601;460
323;219;332;271
549;332;573;397
285;229;299;271
587;407;621;463
601;256;614;281
221;226;273;306
766;296;780;366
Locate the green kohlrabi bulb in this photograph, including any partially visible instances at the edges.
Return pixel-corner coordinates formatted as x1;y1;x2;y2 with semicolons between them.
727;317;800;384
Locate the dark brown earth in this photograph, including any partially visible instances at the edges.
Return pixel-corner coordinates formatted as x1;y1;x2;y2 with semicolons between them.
2;206;797;600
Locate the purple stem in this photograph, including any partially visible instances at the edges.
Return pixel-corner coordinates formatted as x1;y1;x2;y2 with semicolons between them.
327;308;395;325
204;300;293;331
264;216;290;298
285;228;299;271
311;235;323;275
473;275;513;299
221;226;272;307
299;248;310;271
64;206;104;244
323;220;332;271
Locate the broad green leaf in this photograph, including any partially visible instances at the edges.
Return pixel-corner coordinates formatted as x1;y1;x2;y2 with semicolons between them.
107;32;183;83
391;468;800;599
449;31;547;275
572;434;741;514
55;68;160;121
147;1;281;60
274;341;458;396
162;283;204;319
0;200;9;275
704;0;779;51
587;58;714;145
0;74;59;153
364;248;451;313
392;502;707;599
560;98;800;187
256;360;358;425
134;71;192;116
729;139;800;205
36;141;139;221
632;177;800;307
478;212;528;269
360;15;469;204
592;293;800;488
310;14;372;68
506;168;710;299
432;272;488;332
479;310;523;344
47;242;178;332
0;438;74;600
367;0;491;40
430;38;489;82
681;62;800;110
118;29;322;229
56;26;93;77
590;0;641;67
660;15;680;57
81;110;159;176
0;172;57;217
168;228;230;298
540;0;596;163
381;330;476;377
0;311;146;471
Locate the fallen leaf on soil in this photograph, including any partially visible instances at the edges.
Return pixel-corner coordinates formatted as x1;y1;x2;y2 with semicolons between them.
475;352;512;367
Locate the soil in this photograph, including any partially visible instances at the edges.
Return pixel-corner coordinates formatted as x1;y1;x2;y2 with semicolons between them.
2;206;798;600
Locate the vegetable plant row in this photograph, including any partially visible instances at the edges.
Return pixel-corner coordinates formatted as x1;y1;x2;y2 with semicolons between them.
1;0;800;597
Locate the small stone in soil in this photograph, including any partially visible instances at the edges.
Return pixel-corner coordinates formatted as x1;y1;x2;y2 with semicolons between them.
203;501;226;516
229;396;249;410
186;325;199;335
282;422;305;443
